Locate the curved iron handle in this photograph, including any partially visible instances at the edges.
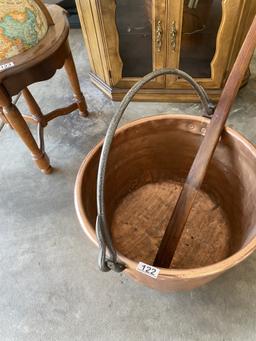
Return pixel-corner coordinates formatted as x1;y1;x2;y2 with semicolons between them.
96;68;214;272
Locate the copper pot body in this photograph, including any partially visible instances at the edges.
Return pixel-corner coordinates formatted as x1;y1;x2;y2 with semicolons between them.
75;115;256;292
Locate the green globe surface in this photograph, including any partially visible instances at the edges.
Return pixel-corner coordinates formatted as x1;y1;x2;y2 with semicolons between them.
0;0;48;61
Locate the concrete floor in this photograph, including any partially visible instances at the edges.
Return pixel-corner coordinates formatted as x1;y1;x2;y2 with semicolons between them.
1;29;256;340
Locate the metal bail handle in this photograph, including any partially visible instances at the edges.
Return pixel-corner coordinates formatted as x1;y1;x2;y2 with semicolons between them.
96;68;214;273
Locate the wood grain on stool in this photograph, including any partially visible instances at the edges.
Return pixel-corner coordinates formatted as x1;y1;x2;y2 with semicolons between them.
64;52;88;116
0;86;51;174
0;3;88;173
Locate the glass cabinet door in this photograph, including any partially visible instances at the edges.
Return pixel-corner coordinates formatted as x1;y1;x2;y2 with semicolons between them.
99;0;167;88
166;0;223;88
180;0;222;78
115;0;153;78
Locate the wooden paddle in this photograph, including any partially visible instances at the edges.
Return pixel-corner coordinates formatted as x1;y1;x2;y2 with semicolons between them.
153;16;256;268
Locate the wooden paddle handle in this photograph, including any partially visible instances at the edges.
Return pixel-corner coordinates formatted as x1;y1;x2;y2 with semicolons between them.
154;15;256;268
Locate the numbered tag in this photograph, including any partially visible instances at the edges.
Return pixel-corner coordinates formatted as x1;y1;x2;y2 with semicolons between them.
136;262;160;279
0;62;14;71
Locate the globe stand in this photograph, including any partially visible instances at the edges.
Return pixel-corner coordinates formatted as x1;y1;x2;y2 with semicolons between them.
0;5;87;173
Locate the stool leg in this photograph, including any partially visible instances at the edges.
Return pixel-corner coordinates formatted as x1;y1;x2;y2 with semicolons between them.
64;51;88;117
22;88;45;122
3;103;52;174
0;106;13;129
22;87;47;153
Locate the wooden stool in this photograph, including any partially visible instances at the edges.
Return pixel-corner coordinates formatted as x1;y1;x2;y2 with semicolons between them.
0;4;88;174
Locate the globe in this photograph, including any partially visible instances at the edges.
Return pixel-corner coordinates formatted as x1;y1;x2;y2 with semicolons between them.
0;0;49;61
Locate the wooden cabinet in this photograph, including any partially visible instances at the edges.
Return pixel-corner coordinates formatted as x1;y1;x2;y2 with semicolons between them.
76;0;256;102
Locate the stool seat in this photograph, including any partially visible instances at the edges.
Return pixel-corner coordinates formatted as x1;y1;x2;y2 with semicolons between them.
0;4;88;174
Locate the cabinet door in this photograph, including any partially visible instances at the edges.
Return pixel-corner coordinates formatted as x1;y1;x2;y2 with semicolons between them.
166;0;244;89
99;0;167;88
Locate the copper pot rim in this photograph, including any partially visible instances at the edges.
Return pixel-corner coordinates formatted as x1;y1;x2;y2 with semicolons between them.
74;114;256;279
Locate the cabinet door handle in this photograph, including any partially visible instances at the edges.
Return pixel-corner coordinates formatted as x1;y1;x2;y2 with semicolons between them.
156;20;163;52
170;21;177;51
